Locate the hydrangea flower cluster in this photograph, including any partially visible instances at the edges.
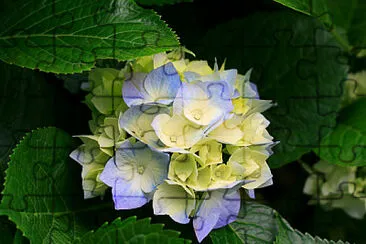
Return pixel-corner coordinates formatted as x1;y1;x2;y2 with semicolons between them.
70;49;277;242
304;160;366;219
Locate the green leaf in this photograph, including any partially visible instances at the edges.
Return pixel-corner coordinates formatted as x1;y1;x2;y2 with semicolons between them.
314;98;366;166
196;11;348;168
136;0;193;6
0;0;179;74
273;0;366;54
0;127;111;243
272;0;330;24
0;61;56;197
74;216;190;243
210;202;279;244
274;212;349;244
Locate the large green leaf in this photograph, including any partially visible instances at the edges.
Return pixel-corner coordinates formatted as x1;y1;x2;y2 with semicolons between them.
273;0;366;54
0;61;56;196
0;127;111;243
314;98;366;166
196;11;348;168
0;0;179;74
274;212;348;244
74;216;190;243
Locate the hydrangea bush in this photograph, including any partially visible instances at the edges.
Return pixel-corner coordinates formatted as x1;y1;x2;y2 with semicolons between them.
70;49;277;241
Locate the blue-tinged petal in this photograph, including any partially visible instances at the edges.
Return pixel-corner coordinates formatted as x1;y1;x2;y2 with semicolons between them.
99;156;135;187
235;68;259;99
119;105;170;148
144;62;182;105
114;140;169;193
70;145;101;165
197;80;233;108
219;69;237;96
246;189;256;199
100;140;169;209
139;145;170;193
193;189;241;242
248;82;259;99
183;71;200;83
153;182;196;224
212;190;241;229
193;209;219;243
99;156;146;209
199;69;238;97
112;177;149;210
123;63;182;106
122;72;148;107
173;81;233;126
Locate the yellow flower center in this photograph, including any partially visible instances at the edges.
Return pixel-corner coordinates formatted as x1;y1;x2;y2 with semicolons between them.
170;136;177;143
215;171;222;178
192;109;202;120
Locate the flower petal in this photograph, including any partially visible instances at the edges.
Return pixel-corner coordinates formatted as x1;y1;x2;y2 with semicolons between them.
188;166;212;191
140;145;170;193
174;81;233;126
235;68;259;99
193;189;241;242
99;157;149;209
190;139;222;166
185;61;213;76
112;177;149;210
199;69;238;96
153;182;196;224
237;113;273;146
144;62;182;104
151;113;205;149
123;63;182;106
208;114;244;145
99;156;134;187
122;72;148;107
119;104;170;148
168;153;197;182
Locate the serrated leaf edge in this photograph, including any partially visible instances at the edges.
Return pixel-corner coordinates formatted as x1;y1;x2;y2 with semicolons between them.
0;126;57;197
